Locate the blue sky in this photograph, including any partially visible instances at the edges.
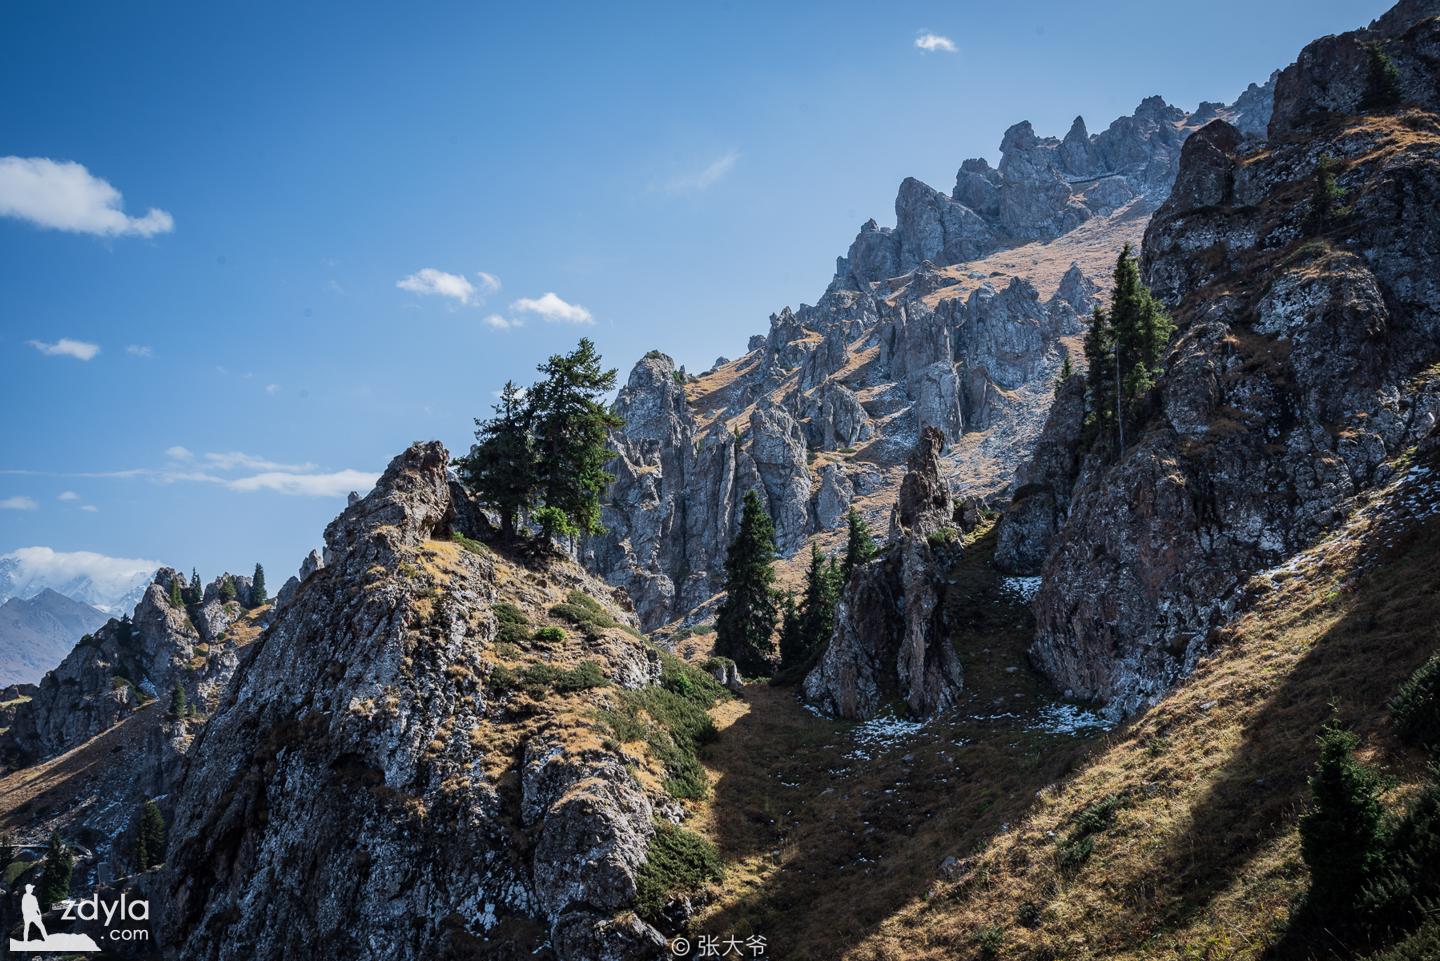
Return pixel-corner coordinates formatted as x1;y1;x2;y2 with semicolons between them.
0;0;1391;596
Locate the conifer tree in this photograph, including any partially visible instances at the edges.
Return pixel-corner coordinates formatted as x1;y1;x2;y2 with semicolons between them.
220;575;237;603
169;576;184;609
188;568;203;605
250;563;267;606
797;544;839;665
135;800;166;871
457;380;536;538
527;339;622;542
39;831;73;907
715;490;778;675
1083;305;1115;438
1300;722;1387;913
1363;41;1402;111
841;508;878;583
778;591;805;671
169;682;187;719
1307;155;1346;235
1056;353;1075;394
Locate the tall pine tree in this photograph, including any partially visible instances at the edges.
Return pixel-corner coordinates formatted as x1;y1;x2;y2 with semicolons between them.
1083;305;1115;441
457;380;536;538
796;544;839;667
778;591;805;672
841;508;878;583
135;800;166;871
527;339;622;542
250;563;267;606
715;490;778;675
1084;246;1172;453
39;831;73;907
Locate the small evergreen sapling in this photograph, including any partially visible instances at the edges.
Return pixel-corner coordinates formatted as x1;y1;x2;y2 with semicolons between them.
1300;721;1387;914
39;831;73;908
135;799;166;871
715;490;778;675
169;682;188;719
250;563;267;607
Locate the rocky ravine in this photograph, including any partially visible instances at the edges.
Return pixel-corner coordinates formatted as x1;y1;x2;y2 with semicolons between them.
586;83;1275;635
1000;0;1440;716
160;442;699;961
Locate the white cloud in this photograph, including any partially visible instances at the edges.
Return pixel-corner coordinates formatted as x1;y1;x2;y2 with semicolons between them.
511;292;594;326
165;446;195;462
0;547;160;608
483;314;522;330
915;31;957;53
57;490;79;501
125;344;154;358
80;504;99;513
476;271;501;294
663;150;739;194
265;383;281;395
1;496;38;511
397;267;477;304
27;338;100;361
202;451;316;473
226;469;378;497
0;157;174;237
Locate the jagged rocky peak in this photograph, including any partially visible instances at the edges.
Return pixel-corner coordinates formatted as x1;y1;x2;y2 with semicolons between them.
805;427;966;720
163;440;694;961
831;85;1277;292
1004;0;1440;716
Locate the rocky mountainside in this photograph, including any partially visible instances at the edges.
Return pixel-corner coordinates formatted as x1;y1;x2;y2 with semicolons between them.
0;588;108;687
586;83;1274;633
1;569;261;766
997;0;1440;717
159;442;726;961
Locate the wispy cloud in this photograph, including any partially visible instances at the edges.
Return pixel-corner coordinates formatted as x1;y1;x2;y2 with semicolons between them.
125;344;154;358
0;157;174;237
2;449;373;499
80;504;99;513
662;149;739;194
27;338;100;361
914;31;957;53
483;314;522;331
57;490;79;501
264;383;281;395
1;547;160;609
1;495;38;511
201;451;316;472
511;292;594;326
225;469;377;497
396;268;502;306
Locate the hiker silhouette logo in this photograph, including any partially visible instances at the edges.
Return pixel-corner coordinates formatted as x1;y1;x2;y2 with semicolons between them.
7;883;153;953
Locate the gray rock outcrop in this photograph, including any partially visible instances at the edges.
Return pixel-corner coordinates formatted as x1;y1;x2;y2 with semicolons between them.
804;427;966;719
1016;2;1440;716
162;441;678;961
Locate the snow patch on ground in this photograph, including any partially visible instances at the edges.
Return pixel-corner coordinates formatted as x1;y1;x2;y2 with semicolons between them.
844;713;927;760
1029;702;1115;735
1001;576;1043;602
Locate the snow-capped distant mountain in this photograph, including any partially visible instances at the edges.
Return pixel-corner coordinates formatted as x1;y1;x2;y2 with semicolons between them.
0;547;160;614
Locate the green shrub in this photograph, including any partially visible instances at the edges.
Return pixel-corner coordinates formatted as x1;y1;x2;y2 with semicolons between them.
1056;794;1123;873
1392;654;1440;750
975;924;1005;959
493;602;531;647
549;590;642;639
534;626;567;644
451;531;491;557
926;526;959;548
491;659;607;697
634;822;722;923
1356;775;1440;936
601;652;728;799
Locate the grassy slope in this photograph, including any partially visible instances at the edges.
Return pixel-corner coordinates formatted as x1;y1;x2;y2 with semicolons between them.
686;445;1440;961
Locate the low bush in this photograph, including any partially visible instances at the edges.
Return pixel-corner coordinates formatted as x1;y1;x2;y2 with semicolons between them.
451;530;491;557
490;659;607;697
549;590;643;638
601;652;728;799
634;822;723;923
493;602;531;647
534;626;566;644
1391;653;1440;750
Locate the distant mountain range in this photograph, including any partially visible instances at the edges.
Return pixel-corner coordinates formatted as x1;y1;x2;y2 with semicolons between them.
0;588;110;687
0;548;156;613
